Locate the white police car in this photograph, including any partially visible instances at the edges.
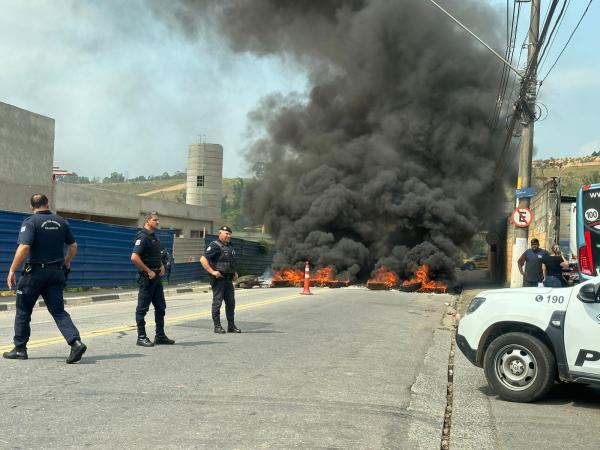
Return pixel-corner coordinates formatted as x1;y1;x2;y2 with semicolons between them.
457;278;600;402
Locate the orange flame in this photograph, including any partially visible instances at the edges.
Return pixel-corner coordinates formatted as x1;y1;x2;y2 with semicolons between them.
403;265;447;293
367;266;399;289
314;266;334;285
272;268;304;286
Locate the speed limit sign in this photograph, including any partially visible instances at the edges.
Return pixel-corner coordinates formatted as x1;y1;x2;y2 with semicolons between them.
512;207;533;228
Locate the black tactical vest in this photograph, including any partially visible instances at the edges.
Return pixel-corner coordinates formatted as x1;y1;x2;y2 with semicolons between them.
137;230;162;270
213;240;236;274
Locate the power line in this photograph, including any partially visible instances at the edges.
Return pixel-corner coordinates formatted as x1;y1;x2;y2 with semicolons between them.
494;0;561;177
537;0;570;72
489;0;521;129
539;0;594;88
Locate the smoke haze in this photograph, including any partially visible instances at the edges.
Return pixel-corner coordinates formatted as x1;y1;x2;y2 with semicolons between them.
155;0;508;281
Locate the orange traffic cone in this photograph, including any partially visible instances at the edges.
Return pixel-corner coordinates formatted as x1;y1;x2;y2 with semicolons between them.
300;261;313;295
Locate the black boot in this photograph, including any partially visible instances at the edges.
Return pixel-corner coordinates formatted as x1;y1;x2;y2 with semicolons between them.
66;340;87;364
137;323;154;347
227;322;242;333
154;326;175;345
214;324;226;334
3;346;28;360
137;335;154;347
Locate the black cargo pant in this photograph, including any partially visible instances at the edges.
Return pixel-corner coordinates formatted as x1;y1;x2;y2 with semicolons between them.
135;274;166;330
211;275;235;325
14;267;80;347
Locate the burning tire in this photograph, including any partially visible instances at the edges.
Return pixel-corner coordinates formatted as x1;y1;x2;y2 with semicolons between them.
399;282;422;292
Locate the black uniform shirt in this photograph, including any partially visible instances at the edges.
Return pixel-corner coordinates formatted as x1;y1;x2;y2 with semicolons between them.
204;240;235;265
17;210;76;264
132;230;157;254
132;229;162;270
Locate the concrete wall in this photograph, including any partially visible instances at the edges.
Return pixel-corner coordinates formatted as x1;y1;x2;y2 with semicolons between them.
505;179;572;285
0;101;55;212
54;182;220;237
0;101;221;238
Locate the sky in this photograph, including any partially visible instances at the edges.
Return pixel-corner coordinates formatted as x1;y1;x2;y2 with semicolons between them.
0;0;597;179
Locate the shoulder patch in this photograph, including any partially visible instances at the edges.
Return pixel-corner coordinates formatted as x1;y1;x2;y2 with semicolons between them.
20;226;26;232
135;239;142;246
206;246;212;252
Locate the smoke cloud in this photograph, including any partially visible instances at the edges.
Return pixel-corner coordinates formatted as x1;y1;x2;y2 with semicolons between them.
155;0;508;281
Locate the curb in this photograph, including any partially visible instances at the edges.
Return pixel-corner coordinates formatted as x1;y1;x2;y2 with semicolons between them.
0;284;212;313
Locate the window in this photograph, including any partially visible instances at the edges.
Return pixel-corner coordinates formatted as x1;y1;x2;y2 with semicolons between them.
190;230;201;238
196;175;204;187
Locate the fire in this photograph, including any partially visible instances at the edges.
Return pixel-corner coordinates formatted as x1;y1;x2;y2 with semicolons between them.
402;265;447;294
314;266;335;285
272;268;304;287
367;266;399;290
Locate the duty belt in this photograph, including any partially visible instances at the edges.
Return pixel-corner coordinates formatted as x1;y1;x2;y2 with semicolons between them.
26;262;63;270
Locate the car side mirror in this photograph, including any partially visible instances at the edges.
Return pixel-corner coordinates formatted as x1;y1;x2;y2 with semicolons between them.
577;283;600;303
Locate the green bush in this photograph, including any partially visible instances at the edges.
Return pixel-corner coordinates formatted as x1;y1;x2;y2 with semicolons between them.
257;239;270;254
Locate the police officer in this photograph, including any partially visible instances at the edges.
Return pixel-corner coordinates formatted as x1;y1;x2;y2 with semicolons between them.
130;211;175;347
200;226;241;334
3;193;87;363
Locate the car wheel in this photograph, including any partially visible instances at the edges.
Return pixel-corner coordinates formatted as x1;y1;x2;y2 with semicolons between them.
483;332;555;403
238;283;251;289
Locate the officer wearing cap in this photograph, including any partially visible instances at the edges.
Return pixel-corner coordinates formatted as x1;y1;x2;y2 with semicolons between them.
130;211;175;347
3;193;87;363
200;226;241;334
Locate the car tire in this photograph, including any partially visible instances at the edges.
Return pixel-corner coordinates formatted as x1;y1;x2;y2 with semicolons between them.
238;283;251;289
483;332;555;403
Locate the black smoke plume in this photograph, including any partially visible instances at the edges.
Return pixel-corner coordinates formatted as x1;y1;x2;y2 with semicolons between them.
154;0;508;281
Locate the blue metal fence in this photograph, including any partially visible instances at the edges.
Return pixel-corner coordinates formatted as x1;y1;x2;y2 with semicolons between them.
0;209;175;288
0;210;274;289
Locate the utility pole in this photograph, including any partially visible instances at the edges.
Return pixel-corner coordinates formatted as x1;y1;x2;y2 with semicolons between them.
510;0;540;287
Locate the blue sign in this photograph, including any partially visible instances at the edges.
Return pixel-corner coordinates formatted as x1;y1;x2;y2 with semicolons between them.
515;187;535;199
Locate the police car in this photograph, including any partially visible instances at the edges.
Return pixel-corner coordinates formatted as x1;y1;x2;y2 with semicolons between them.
457;278;600;402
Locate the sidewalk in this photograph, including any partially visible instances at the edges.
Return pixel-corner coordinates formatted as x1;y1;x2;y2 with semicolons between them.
0;281;212;312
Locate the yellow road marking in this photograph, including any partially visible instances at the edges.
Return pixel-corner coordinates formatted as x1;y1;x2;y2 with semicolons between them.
0;292;304;352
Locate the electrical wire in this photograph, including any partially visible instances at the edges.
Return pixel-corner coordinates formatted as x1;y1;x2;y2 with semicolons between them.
489;0;520;129
539;0;594;88
537;0;571;73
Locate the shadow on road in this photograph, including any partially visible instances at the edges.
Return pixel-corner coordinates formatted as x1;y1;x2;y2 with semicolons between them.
478;382;600;409
176;320;280;333
78;353;147;364
175;341;225;347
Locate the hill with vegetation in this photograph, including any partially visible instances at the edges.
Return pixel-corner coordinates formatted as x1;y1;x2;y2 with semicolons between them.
532;154;600;196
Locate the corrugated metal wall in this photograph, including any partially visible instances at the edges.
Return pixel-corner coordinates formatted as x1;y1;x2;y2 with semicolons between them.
0;209;174;288
0;210;274;288
204;235;273;277
173;237;204;263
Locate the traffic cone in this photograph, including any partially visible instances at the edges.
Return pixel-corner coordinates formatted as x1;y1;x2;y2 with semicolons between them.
300;261;313;295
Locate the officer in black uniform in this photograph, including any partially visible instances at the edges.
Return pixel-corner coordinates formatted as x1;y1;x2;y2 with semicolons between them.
3;193;87;363
200;226;241;334
130;211;175;347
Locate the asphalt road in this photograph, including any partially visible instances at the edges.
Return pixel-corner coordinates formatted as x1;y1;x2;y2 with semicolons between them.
4;273;599;449
0;287;451;449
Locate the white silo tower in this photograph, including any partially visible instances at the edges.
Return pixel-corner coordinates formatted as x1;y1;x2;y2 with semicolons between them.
186;140;223;213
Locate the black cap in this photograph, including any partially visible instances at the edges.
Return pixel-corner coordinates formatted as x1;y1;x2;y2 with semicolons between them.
531;238;539;245
219;226;233;233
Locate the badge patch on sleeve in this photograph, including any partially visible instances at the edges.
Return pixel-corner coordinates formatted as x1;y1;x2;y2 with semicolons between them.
135;239;141;246
206;246;211;252
20;226;26;232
